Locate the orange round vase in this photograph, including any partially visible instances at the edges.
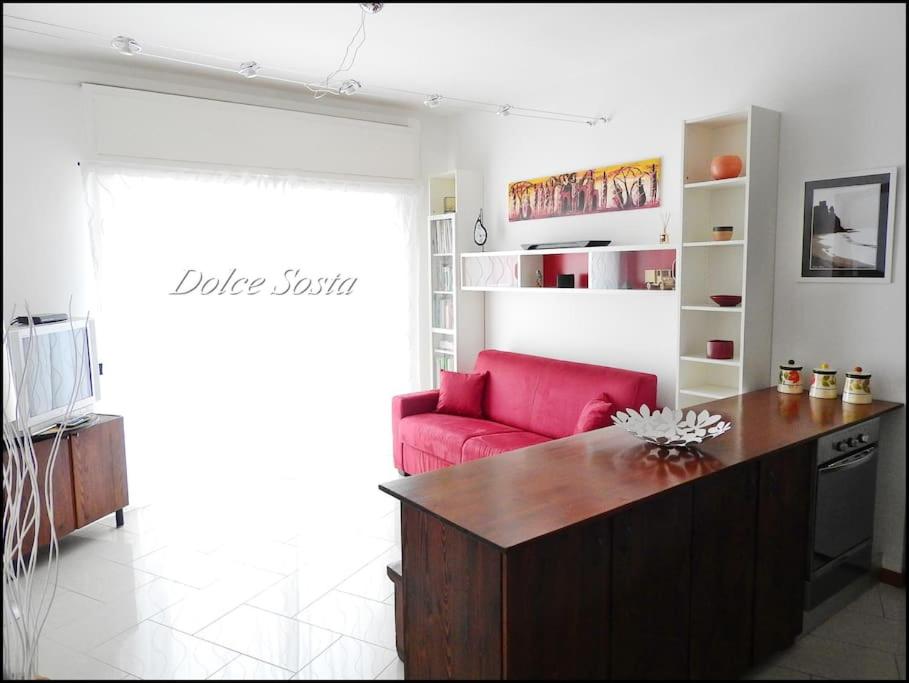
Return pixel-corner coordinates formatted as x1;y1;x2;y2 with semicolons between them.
710;155;743;180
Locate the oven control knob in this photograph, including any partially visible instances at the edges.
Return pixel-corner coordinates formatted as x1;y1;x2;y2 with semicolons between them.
835;440;848;451
858;434;870;444
846;437;858;448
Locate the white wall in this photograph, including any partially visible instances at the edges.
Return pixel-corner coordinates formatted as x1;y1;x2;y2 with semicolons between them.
2;77;94;318
432;4;906;571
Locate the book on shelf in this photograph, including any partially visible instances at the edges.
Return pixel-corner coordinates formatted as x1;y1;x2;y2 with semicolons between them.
431;219;453;254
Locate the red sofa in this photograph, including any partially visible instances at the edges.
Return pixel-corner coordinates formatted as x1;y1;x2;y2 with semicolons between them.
392;349;657;475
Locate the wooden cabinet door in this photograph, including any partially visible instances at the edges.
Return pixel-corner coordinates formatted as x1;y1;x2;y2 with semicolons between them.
753;444;812;661
690;462;759;679
70;416;129;527
2;436;76;556
504;517;611;680
402;503;502;680
611;486;692;680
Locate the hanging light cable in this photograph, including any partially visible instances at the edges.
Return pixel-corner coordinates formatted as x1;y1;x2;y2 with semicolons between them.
2;12;609;126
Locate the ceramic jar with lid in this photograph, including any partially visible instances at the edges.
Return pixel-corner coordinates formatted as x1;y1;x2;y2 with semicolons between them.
843;367;872;405
778;360;803;394
809;362;838;399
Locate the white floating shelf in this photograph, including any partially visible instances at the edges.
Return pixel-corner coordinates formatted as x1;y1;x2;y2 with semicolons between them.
678;384;741;399
431;327;454;334
680;353;742;367
681;305;744;313
432;290;453;295
429;212;456;221
461;243;678;258
461;286;678;294
433;349;454;356
683;176;748;190
431;252;453;257
682;240;745;248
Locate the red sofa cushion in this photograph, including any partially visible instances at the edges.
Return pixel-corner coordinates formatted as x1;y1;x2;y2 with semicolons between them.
461;431;551;463
436;370;488;418
474;349;657;439
399;413;518;464
574;398;616;434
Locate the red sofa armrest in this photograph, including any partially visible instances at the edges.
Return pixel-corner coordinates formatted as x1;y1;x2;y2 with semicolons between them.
392;390;439;472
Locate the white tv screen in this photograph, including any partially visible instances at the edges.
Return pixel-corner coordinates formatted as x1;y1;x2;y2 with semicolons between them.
24;327;93;417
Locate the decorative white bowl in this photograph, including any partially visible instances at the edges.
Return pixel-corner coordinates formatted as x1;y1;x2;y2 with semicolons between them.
611;405;732;448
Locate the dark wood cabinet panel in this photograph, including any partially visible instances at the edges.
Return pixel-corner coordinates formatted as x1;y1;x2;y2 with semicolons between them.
690;462;758;679
504;518;611;680
612;487;693;680
753;444;812;661
402;504;502;680
70;416;129;527
7;436;77;552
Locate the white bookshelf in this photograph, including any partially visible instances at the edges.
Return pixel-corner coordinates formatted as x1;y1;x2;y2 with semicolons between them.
427;171;485;388
675;106;781;408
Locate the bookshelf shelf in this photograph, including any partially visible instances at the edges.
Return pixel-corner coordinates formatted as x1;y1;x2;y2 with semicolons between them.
676;106;780;408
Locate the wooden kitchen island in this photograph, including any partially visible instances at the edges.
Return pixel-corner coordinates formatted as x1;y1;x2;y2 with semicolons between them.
379;388;902;680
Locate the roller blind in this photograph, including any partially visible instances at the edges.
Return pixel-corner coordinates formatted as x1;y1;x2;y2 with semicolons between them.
81;84;419;180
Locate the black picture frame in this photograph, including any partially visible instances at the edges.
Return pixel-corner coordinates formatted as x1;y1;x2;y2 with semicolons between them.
800;169;896;281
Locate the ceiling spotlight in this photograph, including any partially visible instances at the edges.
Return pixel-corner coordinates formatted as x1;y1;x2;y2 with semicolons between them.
359;3;384;13
338;79;363;95
496;104;512;117
586;115;611;127
423;94;443;109
111;35;142;56
238;61;261;78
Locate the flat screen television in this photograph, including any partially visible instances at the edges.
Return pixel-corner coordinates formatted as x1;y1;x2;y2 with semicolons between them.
3;319;101;432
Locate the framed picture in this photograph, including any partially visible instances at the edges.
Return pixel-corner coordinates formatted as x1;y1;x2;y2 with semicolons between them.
507;157;660;222
800;167;897;282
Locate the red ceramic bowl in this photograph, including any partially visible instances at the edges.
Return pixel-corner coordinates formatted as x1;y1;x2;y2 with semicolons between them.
707;339;734;360
710;295;742;307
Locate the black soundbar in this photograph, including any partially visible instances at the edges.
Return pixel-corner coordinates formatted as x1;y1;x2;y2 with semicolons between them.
12;313;69;326
521;240;612;250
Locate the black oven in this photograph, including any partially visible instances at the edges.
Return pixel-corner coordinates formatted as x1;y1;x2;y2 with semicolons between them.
806;418;879;609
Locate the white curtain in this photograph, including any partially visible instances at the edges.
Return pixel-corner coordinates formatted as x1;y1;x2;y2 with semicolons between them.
83;165;420;507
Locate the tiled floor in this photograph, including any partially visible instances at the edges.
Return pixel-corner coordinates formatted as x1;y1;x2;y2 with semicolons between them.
24;468;907;680
30;467;406;680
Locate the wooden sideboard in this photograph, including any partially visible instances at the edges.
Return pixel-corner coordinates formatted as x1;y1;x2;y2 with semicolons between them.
380;389;902;680
4;414;129;553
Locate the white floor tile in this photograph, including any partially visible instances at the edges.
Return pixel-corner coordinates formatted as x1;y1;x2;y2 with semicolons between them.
843;584;886;618
246;566;343;617
376;657;405;680
880;584;906;623
43;586;105;631
51;553;159;603
129;546;233;589
37;637;131;680
151;565;283;634
812;607;906;655
296;590;396;650
336;547;400;602
208;654;293;679
743;662;811;679
293;636;396;680
89;620;238;680
196;604;340;672
47;578;195;651
774;634;901;680
208;539;317;576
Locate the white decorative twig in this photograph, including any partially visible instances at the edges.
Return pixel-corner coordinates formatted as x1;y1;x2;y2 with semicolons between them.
2;300;89;680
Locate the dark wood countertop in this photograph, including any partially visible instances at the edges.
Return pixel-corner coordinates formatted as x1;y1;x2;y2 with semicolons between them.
379;388;902;551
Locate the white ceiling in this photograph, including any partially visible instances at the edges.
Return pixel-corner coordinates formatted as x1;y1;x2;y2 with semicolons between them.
3;3;802;114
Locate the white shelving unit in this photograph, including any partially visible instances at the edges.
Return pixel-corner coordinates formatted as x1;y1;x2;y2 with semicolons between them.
675;106;781;408
460;243;679;293
427;171;485;389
